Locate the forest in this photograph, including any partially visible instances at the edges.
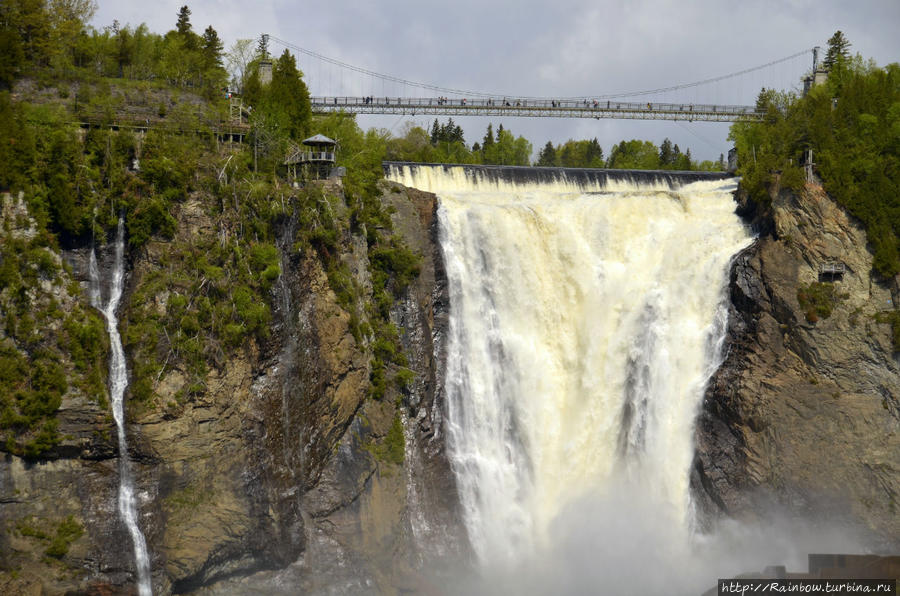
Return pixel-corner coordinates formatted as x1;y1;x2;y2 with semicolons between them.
729;31;900;277
2;4;896;458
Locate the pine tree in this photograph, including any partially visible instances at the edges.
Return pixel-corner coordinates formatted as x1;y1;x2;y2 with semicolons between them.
430;119;440;145
176;5;192;36
201;26;224;70
453;123;464;144
823;31;851;70
659;138;674;167
586;138;604;166
257;34;269;60
536;141;557;166
175;5;198;50
267;49;311;139
496;124;504;143
482;124;494;149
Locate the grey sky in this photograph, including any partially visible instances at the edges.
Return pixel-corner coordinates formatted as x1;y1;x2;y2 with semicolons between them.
92;0;899;161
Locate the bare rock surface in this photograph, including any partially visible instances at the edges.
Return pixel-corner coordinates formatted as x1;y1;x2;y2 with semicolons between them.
693;182;900;550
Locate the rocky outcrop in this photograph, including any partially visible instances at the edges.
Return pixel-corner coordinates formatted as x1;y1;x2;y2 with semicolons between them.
693;180;900;550
0;180;463;595
195;181;465;595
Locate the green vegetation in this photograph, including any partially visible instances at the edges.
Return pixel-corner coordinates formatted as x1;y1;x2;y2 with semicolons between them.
797;281;844;323
284;117;422;398
0;221;108;455
164;483;211;510
536;138;606;168
15;515;83;559
1;1;228;99
45;516;84;559
873;310;900;352
372;413;405;465
386;119;720;170
729;34;900;277
385;120;533;166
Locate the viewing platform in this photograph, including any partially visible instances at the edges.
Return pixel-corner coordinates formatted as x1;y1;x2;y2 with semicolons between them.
818;261;846;282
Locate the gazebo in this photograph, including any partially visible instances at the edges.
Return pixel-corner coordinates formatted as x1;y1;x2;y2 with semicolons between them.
285;134;338;180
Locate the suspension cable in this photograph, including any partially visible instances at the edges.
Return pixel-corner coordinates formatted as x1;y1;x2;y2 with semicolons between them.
268;35;812;101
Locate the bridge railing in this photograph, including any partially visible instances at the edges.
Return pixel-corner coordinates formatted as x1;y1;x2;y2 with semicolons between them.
311;96;760;116
285;150;335;164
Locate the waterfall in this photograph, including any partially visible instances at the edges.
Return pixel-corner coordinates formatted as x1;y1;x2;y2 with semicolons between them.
386;164;753;593
91;219;153;596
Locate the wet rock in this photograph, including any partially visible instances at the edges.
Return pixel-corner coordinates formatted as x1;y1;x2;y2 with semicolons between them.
693;181;900;549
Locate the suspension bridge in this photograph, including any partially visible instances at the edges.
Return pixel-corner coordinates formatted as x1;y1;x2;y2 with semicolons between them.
309;97;757;122
267;36;819;123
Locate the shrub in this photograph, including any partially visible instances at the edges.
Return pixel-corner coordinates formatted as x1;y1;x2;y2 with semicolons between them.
797;282;841;322
380;414;405;465
44;516;83;558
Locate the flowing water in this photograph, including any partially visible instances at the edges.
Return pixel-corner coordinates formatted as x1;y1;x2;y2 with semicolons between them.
91;219;152;595
386;164;763;593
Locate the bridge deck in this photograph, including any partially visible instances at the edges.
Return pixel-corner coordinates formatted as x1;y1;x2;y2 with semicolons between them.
311;96;762;122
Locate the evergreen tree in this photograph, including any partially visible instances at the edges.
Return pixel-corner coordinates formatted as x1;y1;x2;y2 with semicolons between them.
201;26;223;70
823;30;851;70
430;119;440;145
659;138;674;166
266;49;311;140
257;34;269;60
536;141;557;166
0;28;24;89
176;5;192;36
482;123;494;150
496;123;504;143
443;118;463;144
242;67;262;105
4;0;53;68
175;5;197;50
586;138;604;166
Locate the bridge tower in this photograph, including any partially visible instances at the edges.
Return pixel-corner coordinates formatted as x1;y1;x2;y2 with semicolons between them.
258;34;273;85
803;46;828;95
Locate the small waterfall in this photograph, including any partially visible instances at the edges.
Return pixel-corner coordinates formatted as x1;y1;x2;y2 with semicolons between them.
91;219;152;595
386;164;754;592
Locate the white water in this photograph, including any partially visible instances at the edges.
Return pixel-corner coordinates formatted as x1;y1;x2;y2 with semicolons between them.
91;220;152;596
387;165;764;592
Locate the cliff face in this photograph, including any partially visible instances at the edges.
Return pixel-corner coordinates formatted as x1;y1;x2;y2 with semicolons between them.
0;181;463;595
7;168;897;594
693;180;900;549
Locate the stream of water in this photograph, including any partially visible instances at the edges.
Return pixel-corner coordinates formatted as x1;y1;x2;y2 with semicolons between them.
90;219;152;595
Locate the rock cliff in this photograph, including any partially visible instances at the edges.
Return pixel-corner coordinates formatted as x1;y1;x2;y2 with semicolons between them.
5;169;898;595
693;179;900;550
0;180;463;595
